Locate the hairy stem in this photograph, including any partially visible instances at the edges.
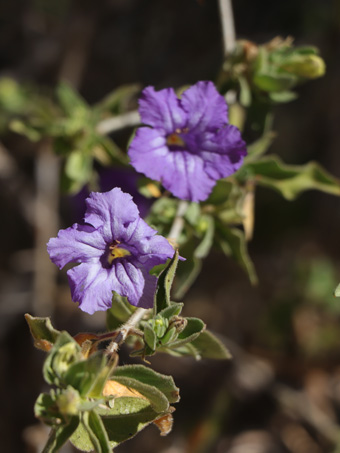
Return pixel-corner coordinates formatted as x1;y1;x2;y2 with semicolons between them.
96;110;140;135
168;200;188;244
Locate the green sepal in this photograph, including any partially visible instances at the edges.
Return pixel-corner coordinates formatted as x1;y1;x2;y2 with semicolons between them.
42;416;79;453
158;302;184;320
25;313;60;351
113;365;180;404
191;330;232;360
63;352;108;397
154;250;179;315
143;323;157;351
82;411;111;453
159;326;178;345
112;376;170;413
245;155;340;200
43;332;82;386
166;317;205;349
106;293;135;331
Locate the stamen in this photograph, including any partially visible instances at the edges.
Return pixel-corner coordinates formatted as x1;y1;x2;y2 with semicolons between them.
108;241;131;265
166;133;186;147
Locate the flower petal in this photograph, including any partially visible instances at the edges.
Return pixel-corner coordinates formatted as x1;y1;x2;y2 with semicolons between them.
67;262;114;314
161;151;216;202
200;125;247;179
84;188;140;243
113;260;156;308
181;81;228;132
139;86;187;134
47;224;105;269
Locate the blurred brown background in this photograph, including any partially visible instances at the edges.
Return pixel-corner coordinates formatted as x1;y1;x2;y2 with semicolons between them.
1;0;340;452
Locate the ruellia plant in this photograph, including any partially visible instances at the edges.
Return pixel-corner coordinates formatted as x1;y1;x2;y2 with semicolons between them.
9;17;338;452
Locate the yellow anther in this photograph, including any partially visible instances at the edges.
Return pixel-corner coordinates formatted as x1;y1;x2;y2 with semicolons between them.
108;247;131;264
166;133;186;147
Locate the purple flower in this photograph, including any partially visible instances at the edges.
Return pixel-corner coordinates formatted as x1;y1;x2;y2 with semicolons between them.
128;81;247;202
47;188;175;314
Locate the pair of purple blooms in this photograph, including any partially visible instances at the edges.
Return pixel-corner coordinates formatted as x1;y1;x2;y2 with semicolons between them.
48;81;247;314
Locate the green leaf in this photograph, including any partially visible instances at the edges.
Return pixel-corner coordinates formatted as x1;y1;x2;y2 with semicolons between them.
158;302;183;320
112;376;169;413
25;314;60;351
42;416;79;453
334;283;340;297
191;330;232;359
204;180;233;205
43;332;82;386
253;73;297;92
216;224;258;285
63;353;107;397
106;293;135;331
83;411;111;453
65;150;92;184
143;323;157;351
113;365;180;404
194;215;215;259
269;91;298;103
57;82;88;117
154;250;179;315
168;317;205;349
71;398;161;451
244;132;276;163
95;84;140;113
246;155;340;200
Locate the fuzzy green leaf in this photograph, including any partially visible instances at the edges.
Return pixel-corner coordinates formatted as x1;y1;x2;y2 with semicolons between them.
42;416;79;453
113;365;180;404
143;323;157;351
246;155;340;200
71;398;161;451
25;314;60;350
106;293;135;331
191;330;232;359
154;250;179;315
83;411;111;453
63;353;107;397
112;376;170;413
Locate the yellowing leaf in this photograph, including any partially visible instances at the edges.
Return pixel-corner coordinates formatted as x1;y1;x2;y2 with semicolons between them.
103;380;147;400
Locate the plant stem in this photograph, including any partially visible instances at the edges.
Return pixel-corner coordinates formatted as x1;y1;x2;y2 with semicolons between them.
96;110;140;135
106;307;147;356
168;200;188;244
218;0;236;56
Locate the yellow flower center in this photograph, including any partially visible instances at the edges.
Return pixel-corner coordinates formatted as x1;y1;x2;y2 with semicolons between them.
166;133;186;147
108;242;131;265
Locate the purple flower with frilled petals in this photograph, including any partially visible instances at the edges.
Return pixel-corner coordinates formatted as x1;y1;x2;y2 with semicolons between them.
128;81;247;202
47;188;175;314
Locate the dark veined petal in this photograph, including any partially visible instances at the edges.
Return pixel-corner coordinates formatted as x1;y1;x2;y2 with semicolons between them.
67;262;114;314
84;188;140;243
47;224;105;269
139;86;187;134
113;260;156;308
180;81;228;132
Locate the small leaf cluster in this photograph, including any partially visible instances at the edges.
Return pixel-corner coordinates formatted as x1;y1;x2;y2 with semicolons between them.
26;254;230;452
1;79;139;193
220;36;325;106
107;252;231;361
26;315;180;452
